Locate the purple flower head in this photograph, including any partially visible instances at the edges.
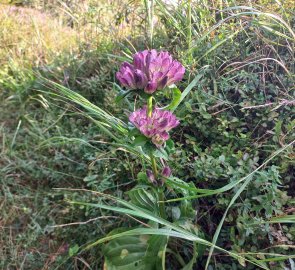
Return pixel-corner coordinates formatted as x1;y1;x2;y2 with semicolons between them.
116;49;185;94
129;106;179;146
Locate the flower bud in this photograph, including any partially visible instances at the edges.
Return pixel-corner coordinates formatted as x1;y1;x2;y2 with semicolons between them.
162;166;172;178
146;170;156;184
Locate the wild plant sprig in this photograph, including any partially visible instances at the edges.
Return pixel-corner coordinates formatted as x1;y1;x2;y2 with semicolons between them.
116;49;185;217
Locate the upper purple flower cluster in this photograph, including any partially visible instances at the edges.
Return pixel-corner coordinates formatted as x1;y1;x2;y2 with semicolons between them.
116;50;185;94
129;106;179;146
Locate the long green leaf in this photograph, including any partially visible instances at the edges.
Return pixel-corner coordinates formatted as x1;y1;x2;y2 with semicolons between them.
171;71;205;113
66;198;267;269
38;77;128;135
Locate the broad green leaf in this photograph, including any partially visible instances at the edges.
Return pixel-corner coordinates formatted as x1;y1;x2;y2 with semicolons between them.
102;232;162;270
128;186;159;213
142;142;157;156
165;139;175;155
80;225;267;270
145;235;168;270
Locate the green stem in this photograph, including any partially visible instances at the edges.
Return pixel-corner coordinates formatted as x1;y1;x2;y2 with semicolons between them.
150;143;165;219
187;0;192;63
150;154;158;178
158;187;166;219
144;0;154;48
165;248;186;267
147;95;153;117
150;0;154;48
147;95;165;219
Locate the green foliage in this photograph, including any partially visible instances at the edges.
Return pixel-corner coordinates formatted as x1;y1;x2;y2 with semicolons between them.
103;232;167;270
1;0;294;269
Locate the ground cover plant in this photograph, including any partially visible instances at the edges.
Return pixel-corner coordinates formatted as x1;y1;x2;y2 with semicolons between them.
0;0;294;269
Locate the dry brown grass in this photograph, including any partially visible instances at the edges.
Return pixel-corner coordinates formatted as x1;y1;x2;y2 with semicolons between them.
0;4;78;67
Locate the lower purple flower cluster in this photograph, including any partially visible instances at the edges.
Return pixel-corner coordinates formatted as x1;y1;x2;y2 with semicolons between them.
129;106;179;147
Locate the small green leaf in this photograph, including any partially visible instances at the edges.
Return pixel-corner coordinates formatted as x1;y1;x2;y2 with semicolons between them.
137;172;148;184
115;89;133;103
133;135;148;146
164;87;182;111
165;139;175;155
69;244;79;257
154;148;169;160
142;142;157;156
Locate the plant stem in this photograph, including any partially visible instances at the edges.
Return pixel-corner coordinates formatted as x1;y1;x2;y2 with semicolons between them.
158;187;166;219
144;0;154;48
150;154;158;177
187;0;192;63
150;155;166;218
149;136;166;219
147;95;153;117
150;0;154;48
147;95;165;218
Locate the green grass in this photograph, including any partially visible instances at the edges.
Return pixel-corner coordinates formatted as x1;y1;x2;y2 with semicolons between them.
1;0;294;269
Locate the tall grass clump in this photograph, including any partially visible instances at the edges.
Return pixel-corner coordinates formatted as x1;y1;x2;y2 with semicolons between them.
0;2;136;269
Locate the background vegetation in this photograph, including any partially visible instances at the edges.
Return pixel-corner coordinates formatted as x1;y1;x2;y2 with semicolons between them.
0;0;294;269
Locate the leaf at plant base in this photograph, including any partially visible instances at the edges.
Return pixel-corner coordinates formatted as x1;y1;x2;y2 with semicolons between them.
127;186;159;213
145;234;168;270
102;234;149;270
102;230;167;270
